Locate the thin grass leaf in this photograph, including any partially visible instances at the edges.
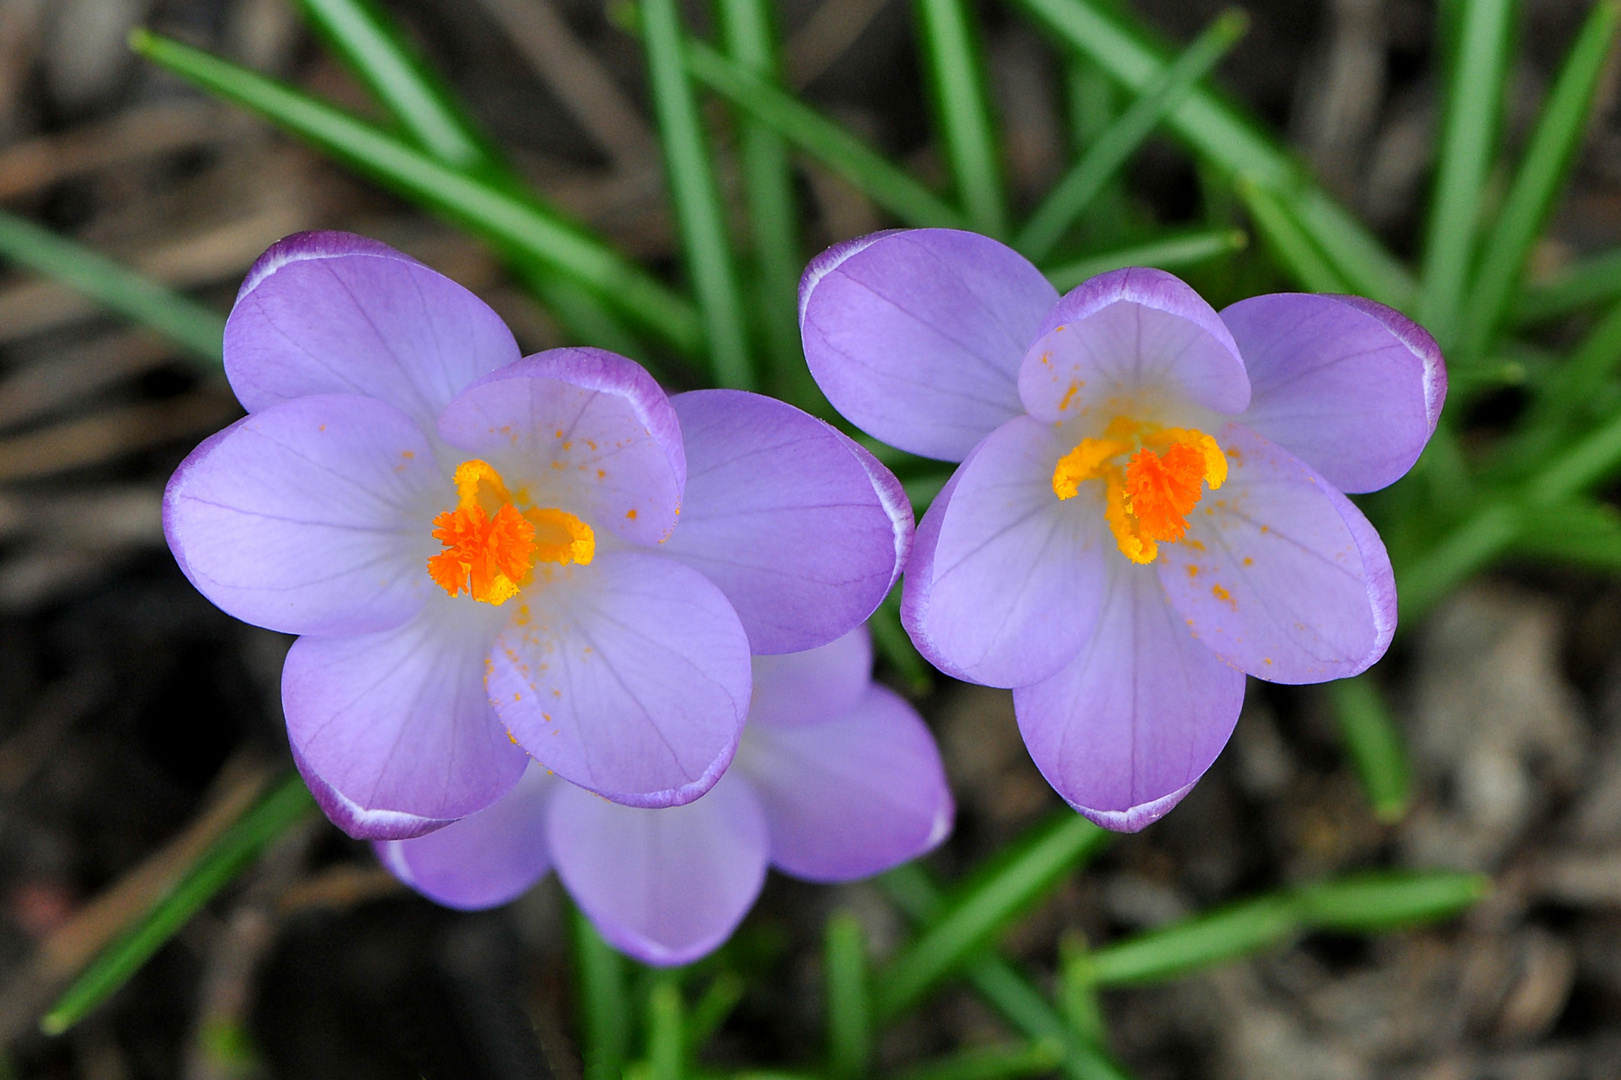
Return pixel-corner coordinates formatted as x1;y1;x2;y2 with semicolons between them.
715;0;808;403
882;865;1134;1080
640;0;753;387
1063;57;1130;244
1395;500;1523;622
1523;297;1621;446
892;1041;1065;1080
686;972;745;1054
870;585;932;695
1044;229;1246;291
1516;246;1621;323
1084;871;1483;988
573;906;633;1080
0;208;224;366
825;911;871;1079
1016;10;1246;262
1327;675;1411;824
647;979;687;1080
1057;935;1105;1045
294;0;488;168
915;0;1007;236
685;41;968;230
1461;1;1621;356
1530;409;1621;505
874;814;1110;1020
1237;181;1350;292
41;772;315;1036
1417;0;1518;350
1009;0;1415;308
1511;499;1621;572
132;30;701;354
292;0;644;359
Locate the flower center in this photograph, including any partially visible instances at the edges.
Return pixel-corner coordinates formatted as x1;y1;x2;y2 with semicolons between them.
427;459;594;605
1052;418;1227;565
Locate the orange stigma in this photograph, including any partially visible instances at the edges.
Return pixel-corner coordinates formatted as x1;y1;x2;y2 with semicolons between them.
428;459;593;605
1052;421;1225;564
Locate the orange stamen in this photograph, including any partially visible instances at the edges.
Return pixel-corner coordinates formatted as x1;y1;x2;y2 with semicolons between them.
429;459;593;604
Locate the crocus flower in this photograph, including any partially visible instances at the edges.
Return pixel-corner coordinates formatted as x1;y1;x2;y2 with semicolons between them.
376;626;953;965
799;229;1444;832
164;232;911;839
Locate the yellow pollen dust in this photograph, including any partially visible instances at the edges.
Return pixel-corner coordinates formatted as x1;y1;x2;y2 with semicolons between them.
1052;419;1226;565
427;459;594;605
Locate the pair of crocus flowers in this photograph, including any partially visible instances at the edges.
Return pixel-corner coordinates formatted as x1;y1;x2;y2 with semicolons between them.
165;226;1442;961
163;233;950;964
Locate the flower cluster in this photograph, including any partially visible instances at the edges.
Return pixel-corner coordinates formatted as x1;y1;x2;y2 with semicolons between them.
166;224;1442;963
800;228;1443;831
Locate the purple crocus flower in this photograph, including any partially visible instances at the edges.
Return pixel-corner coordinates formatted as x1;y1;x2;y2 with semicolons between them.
163;232;911;839
376;626;953;966
799;229;1444;832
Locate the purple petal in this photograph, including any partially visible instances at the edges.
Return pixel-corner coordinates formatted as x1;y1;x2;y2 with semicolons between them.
1223;293;1446;493
547;771;768;967
375;765;556;910
800;229;1058;461
901;417;1108;687
1014;566;1245;832
661;390;911;654
1018;267;1250;422
737;684;952;880
225;232;521;428
1155;423;1395;683
163;394;442;637
283;595;527;839
436;348;685;546
488;550;751;808
749;626;873;730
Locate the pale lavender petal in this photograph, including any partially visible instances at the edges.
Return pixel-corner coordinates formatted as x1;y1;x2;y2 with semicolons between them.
225;232;521;428
1018;267;1250;422
1223;293;1446;493
737;685;952;880
283;594;527;839
1014;566;1245;832
901;416;1108;687
800;229;1058;461
488;550;751;808
163;394;442;637
661;390;910;654
748;626;873;729
436;348;685;546
547;771;768;967
1155;423;1394;683
375;765;556;910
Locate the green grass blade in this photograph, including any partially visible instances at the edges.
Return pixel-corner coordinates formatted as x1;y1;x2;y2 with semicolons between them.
1527;290;1621;441
640;0;753;387
1462;1;1621;357
294;0;487;168
1016;10;1246;262
1395;499;1523;622
685;42;967;230
0;208;224;366
1009;0;1414;308
41;772;316;1035
881;866;1134;1080
1511;500;1621;572
1087;896;1299;987
1237;180;1350;292
825;911;871;1079
1326;675;1411;823
1416;0;1518;349
870;586;932;695
892;1041;1065;1080
915;0;1007;236
716;0;805;399
573;906;633;1080
1516;246;1621;323
686;972;745;1053
293;0;643;356
874;814;1110;1020
1043;228;1246;291
647;979;687;1080
1530;409;1621;505
132;30;701;354
1294;872;1488;932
